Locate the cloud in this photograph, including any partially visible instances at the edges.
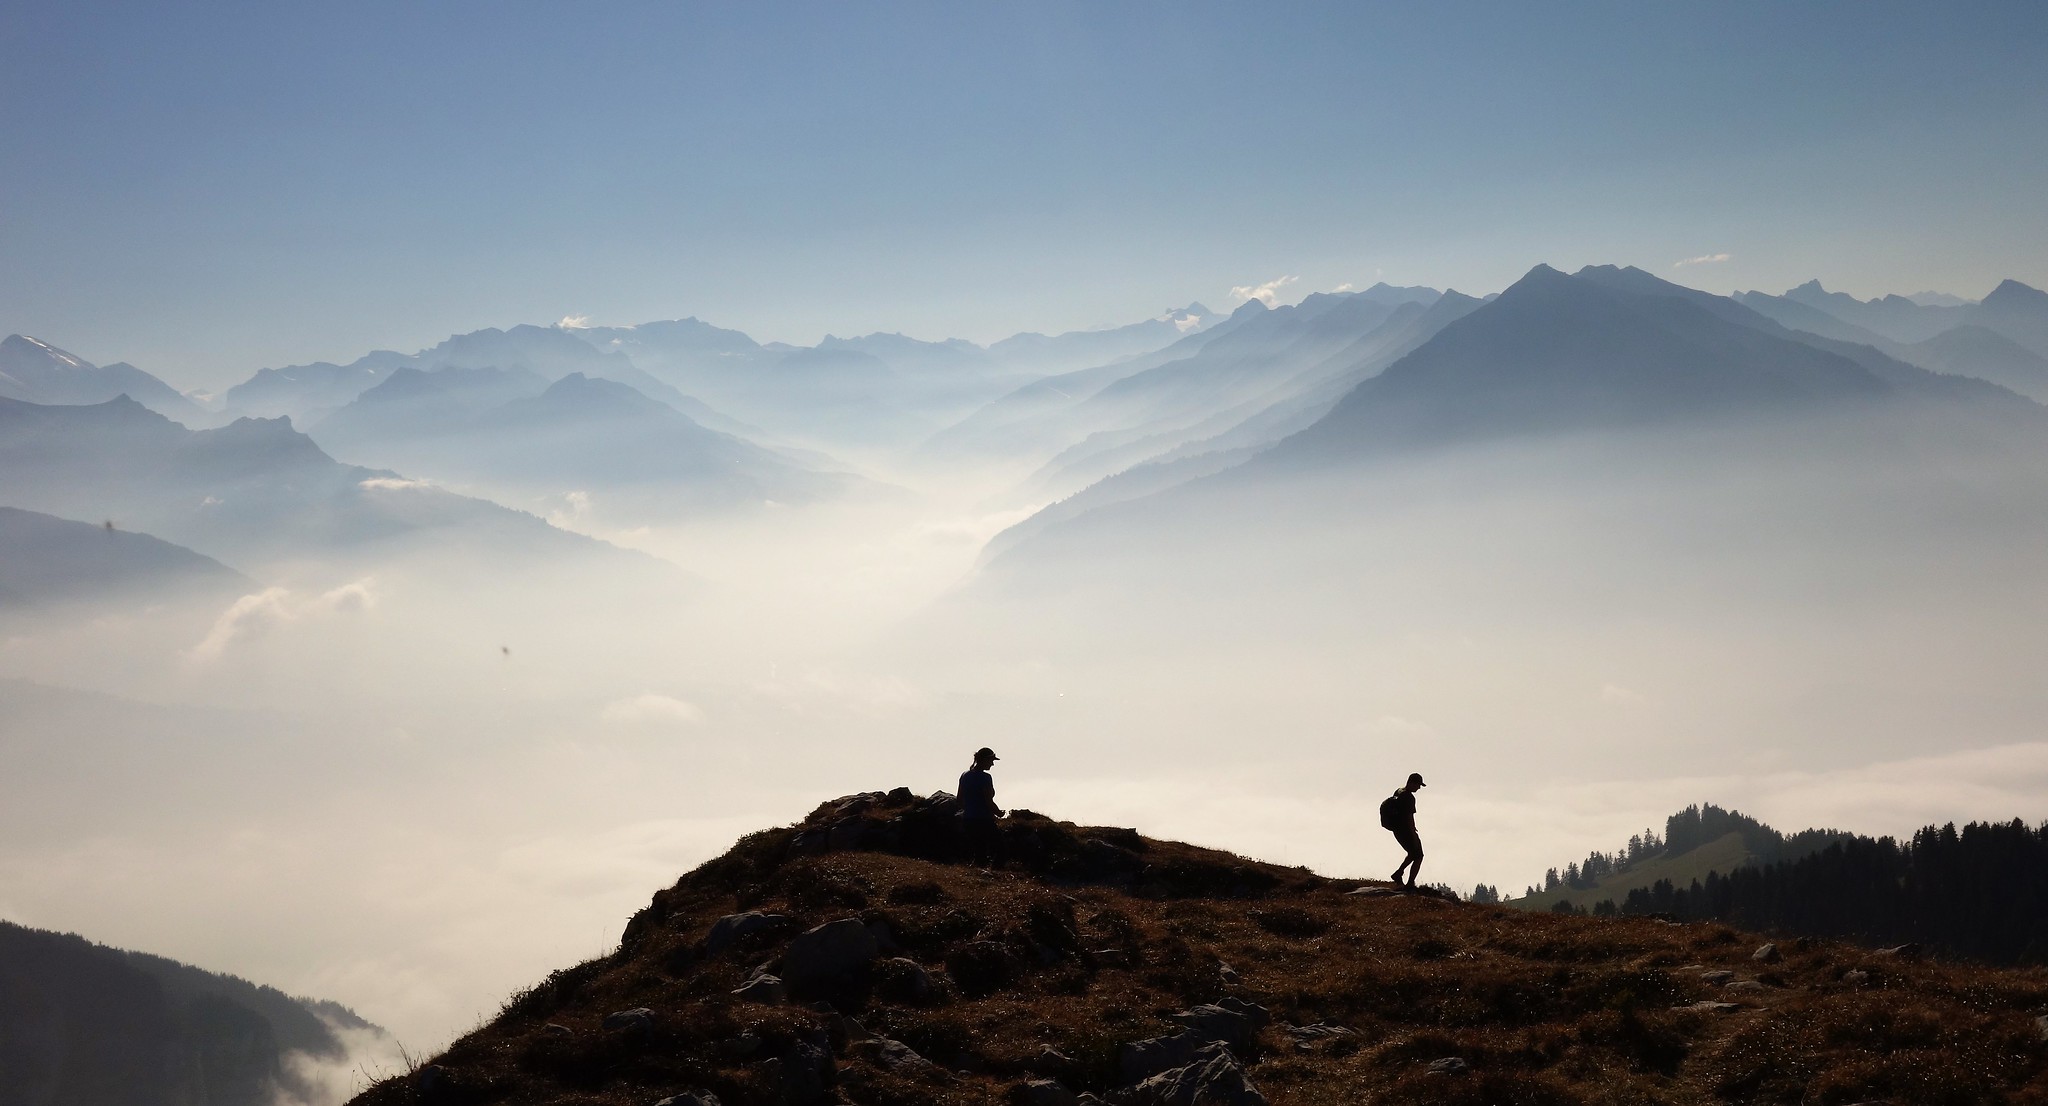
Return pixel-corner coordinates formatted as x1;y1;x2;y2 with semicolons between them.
188;579;379;662
556;314;591;329
1673;253;1732;268
1332;282;1355;293
1230;275;1299;306
601;693;706;726
358;477;431;491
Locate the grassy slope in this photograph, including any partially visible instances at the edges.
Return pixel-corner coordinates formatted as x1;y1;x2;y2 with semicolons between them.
1504;832;1758;913
350;796;2048;1106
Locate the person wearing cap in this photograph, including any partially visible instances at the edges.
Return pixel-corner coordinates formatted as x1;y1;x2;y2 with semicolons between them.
1386;772;1426;889
959;747;1005;868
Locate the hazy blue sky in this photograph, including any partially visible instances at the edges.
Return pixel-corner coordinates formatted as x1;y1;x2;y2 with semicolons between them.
5;1;2046;390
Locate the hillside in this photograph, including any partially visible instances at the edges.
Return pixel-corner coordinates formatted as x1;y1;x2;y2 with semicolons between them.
349;794;2048;1106
1506;804;1853;915
0;920;389;1106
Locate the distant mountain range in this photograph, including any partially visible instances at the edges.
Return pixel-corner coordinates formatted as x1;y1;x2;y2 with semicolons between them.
311;368;868;521
0;335;208;425
0;394;646;575
0;919;387;1106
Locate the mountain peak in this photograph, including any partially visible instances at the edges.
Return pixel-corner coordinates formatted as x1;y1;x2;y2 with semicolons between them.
1984;279;2048;308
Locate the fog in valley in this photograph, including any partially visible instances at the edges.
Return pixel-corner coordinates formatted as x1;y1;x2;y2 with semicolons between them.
7;265;2048;1082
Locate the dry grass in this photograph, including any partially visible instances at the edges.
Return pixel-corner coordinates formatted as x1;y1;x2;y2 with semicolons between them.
349;793;2048;1105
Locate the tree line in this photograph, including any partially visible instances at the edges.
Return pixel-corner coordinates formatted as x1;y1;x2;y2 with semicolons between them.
1610;818;2048;965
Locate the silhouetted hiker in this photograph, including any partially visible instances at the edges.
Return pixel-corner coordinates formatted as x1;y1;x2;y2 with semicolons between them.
958;746;1005;867
1381;772;1426;888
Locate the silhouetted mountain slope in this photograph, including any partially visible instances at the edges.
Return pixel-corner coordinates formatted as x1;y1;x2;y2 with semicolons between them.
1270;265;1905;464
0;335;207;425
0;507;245;609
1903;324;2048;401
1021;289;1486;497
345;795;2048;1106
0;394;641;572
1969;279;2048;359
0;920;386;1106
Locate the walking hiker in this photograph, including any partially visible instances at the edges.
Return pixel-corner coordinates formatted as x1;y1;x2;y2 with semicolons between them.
1381;772;1426;888
959;746;1005;868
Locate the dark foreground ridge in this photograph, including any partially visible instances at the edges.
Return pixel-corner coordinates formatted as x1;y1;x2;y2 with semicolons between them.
353;790;2048;1106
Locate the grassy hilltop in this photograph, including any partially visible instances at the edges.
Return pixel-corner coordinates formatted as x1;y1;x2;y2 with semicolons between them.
350;791;2048;1106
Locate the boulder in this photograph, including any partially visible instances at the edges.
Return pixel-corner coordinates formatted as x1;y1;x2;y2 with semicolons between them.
1119;1029;1214;1084
1425;1057;1470;1076
1168;999;1270;1052
706;911;785;955
1874;943;1923;960
755;1032;834;1105
885;786;915;803
1843;970;1871;986
2036;1014;2048;1042
1724;980;1766;993
1129;1042;1266;1106
1753;943;1781;963
655;1094;723;1106
782;918;880;997
603;1007;654;1032
1700;970;1735;986
541;1022;572;1037
1283;1022;1356;1051
733;974;787;1003
1674;1001;1742;1013
874;957;940;1004
851;1036;945;1079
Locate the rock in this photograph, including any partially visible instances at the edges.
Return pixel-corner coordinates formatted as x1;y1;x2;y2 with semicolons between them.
1346;886;1402;897
1284;1022;1357;1050
1874;943;1923;960
1033;1045;1081;1080
706;911;785;955
720;1031;765;1059
1119;1029;1215;1084
1843;970;1870;986
1425;1056;1470;1076
1008;1079;1077;1106
886;786;915;803
755;1032;834;1104
875;957;940;1004
603;1007;654;1032
541;1022;573;1037
1168;999;1270;1052
1791;936;1815;952
1753;943;1781;963
782;917;880;997
1091;948;1131;968
654;1094;723;1106
1724;980;1766;993
1674;1001;1743;1013
2036;1014;2048;1042
851;1036;938;1076
1129;1042;1266;1106
1217;962;1241;985
827;819;867;851
733;974;788;1003
1700;970;1736;986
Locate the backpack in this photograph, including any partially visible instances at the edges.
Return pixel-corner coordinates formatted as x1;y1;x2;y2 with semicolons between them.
1379;789;1406;830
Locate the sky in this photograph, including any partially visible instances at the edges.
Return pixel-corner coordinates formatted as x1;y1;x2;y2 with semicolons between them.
3;2;2047;390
